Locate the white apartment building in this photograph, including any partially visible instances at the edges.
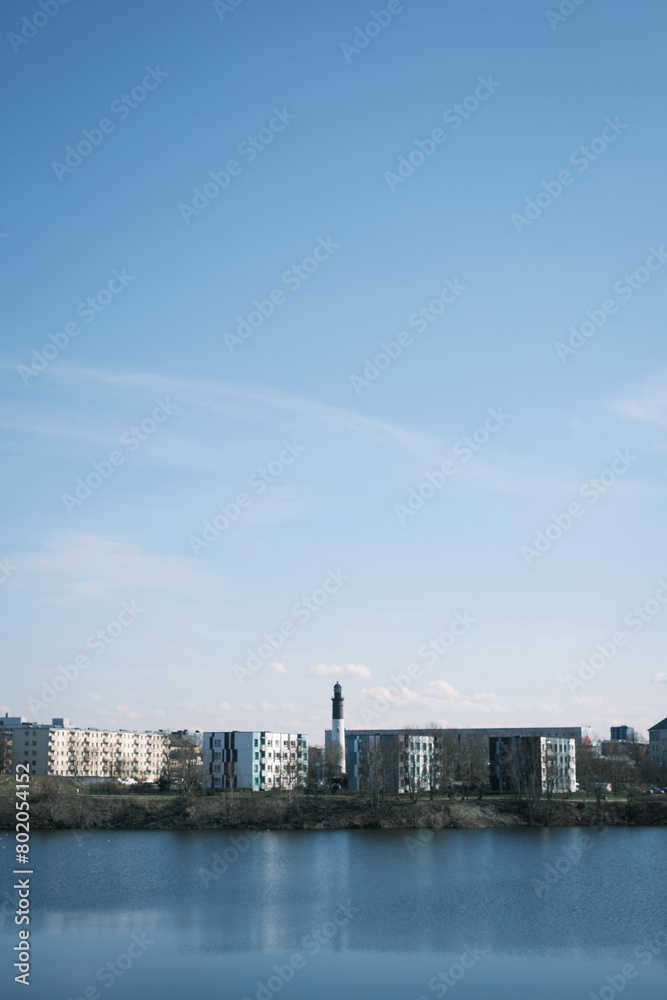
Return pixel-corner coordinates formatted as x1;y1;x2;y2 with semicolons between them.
203;731;308;790
12;720;170;781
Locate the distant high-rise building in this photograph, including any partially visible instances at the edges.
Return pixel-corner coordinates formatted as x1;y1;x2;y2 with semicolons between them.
610;725;632;742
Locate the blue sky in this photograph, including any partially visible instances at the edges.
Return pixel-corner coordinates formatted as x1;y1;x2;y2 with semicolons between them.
1;0;666;742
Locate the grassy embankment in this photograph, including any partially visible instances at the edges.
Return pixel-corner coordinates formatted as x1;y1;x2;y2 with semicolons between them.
1;776;667;830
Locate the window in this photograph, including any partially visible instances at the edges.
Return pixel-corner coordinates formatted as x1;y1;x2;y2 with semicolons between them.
214;739;221;747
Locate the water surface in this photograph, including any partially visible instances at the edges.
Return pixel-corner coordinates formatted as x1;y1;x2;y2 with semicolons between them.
1;827;665;999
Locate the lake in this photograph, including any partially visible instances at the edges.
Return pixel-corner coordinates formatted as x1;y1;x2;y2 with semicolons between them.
1;827;666;999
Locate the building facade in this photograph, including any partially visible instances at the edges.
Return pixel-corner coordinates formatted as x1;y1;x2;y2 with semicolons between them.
610;725;633;742
342;726;586;793
0;714;28;774
203;731;308;790
649;717;667;768
11;720;170;781
489;735;577;794
344;731;434;793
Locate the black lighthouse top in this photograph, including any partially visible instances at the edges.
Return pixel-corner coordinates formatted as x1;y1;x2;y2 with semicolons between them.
332;682;344;720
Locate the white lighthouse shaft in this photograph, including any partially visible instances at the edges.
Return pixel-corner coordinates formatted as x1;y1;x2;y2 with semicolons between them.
331;682;345;772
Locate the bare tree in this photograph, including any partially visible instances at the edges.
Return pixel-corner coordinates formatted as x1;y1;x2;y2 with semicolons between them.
457;734;489;800
31;776;72;826
625;729;650;778
359;736;393;827
502;738;543;822
439;731;460;800
401;729;421;805
576;736;596;804
170;733;203;813
576;736;612;816
308;744;343;824
543;741;561;825
282;743;304;823
223;759;237;824
324;742;345;784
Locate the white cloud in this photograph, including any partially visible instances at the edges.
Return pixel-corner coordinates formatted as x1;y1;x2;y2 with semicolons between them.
310;662;371;679
360;680;507;720
269;661;288;676
423;680;460;700
611;372;667;427
10;364;443;463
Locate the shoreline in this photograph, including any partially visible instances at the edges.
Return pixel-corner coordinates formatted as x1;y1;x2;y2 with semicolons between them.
3;790;667;831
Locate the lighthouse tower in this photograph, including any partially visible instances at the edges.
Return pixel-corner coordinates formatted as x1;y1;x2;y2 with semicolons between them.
331;682;345;773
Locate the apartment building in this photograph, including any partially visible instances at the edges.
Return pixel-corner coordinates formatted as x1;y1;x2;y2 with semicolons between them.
489;735;577;794
202;731;308;790
11;720;170;781
649;716;667;768
0;714;27;774
344;731;434;793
